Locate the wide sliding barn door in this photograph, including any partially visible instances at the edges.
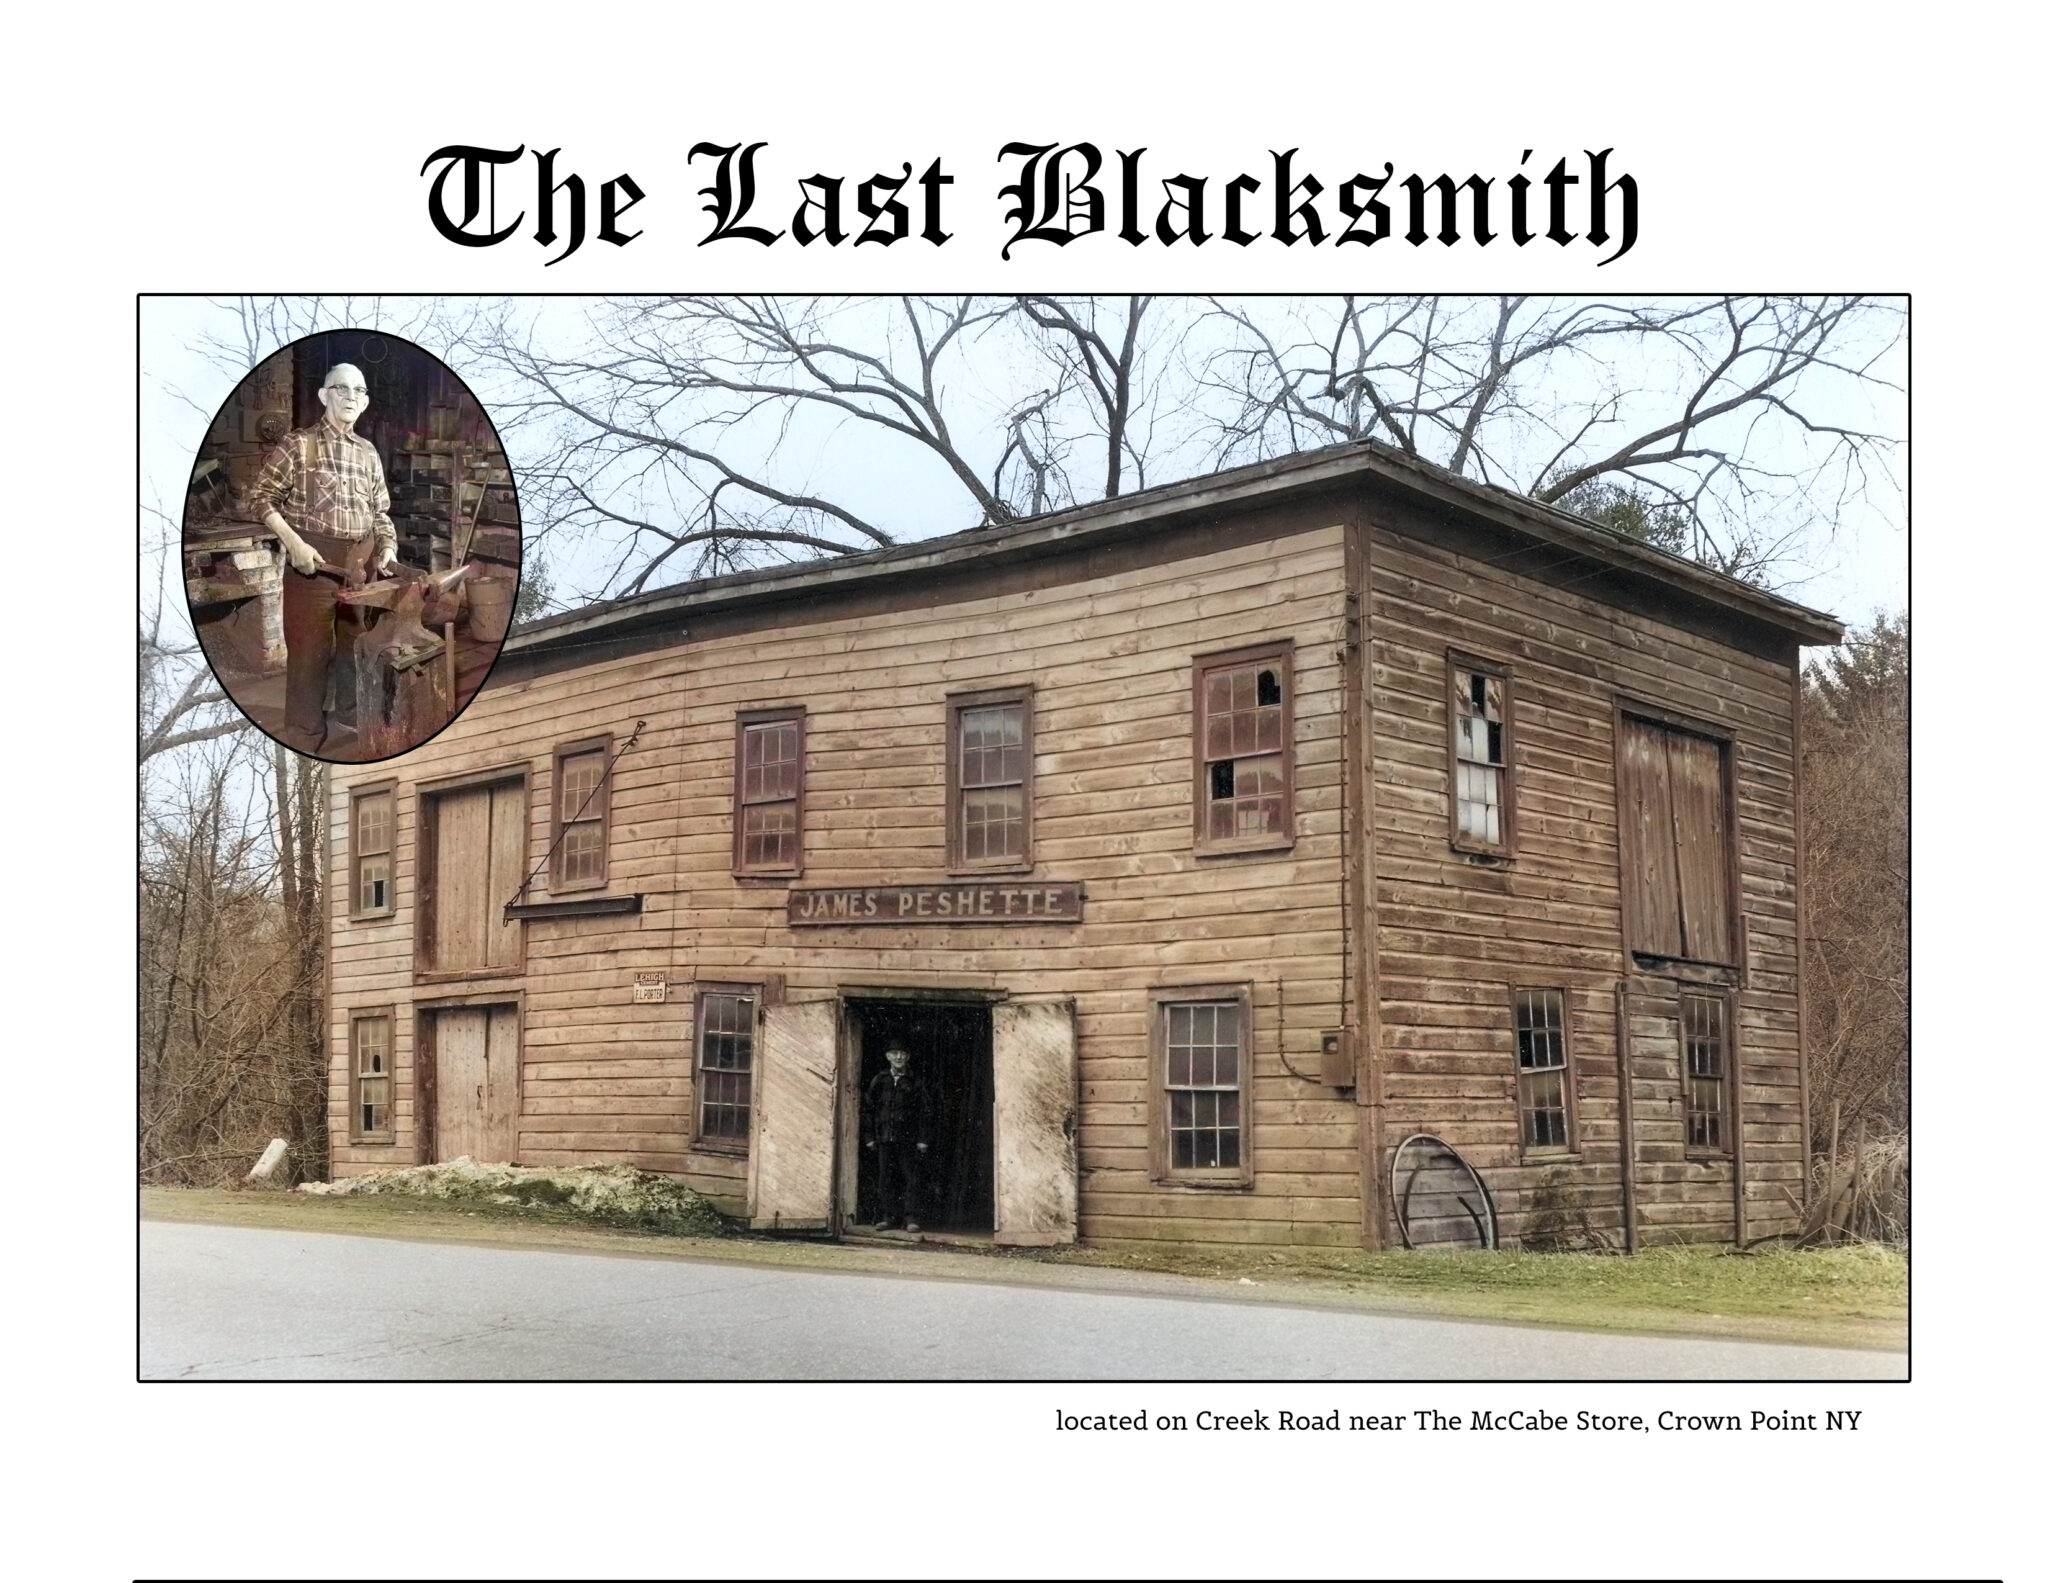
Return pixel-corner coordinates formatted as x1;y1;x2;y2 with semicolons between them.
747;999;839;1232
991;999;1078;1246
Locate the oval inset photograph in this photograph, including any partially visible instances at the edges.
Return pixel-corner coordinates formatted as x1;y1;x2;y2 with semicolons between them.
180;330;522;762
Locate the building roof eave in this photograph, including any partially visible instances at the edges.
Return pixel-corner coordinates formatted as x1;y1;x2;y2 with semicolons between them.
504;440;1847;658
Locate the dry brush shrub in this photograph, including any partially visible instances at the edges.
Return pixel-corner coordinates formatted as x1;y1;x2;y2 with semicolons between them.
1800;615;1908;1241
139;732;327;1186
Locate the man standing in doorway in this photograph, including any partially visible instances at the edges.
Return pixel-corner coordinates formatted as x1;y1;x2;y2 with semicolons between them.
248;363;398;754
865;1043;930;1231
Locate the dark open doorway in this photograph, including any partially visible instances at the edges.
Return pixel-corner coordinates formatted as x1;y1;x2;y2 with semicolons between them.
846;999;995;1234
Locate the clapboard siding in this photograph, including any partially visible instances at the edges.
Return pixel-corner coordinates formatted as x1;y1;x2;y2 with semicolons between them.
1365;491;1803;1248
327;459;1821;1255
330;523;1361;1244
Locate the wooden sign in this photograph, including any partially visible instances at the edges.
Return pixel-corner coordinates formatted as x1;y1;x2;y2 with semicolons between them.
788;882;1083;927
633;973;667;1003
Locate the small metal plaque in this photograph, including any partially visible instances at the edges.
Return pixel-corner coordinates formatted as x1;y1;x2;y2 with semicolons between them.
633;973;667;1003
787;882;1083;927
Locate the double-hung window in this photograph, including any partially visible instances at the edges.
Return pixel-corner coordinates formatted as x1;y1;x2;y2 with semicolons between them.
734;710;804;876
1681;991;1729;1152
350;784;395;918
1513;988;1573;1152
551;737;611;891
1449;656;1511;854
351;1009;394;1142
1194;643;1293;852
948;686;1033;870
695;986;757;1149
1154;987;1254;1185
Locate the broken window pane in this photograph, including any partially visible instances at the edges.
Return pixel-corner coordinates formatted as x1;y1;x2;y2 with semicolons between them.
355;1015;392;1135
354;791;393;915
1513;989;1570;1150
1452;665;1508;849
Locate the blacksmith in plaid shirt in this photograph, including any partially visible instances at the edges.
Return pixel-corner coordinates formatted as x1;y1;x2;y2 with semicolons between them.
250;364;399;753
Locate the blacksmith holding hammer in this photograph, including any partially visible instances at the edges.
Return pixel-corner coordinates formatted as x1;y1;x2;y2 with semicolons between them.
864;1042;931;1231
249;364;397;754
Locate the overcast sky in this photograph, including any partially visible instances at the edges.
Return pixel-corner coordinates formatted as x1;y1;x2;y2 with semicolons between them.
140;294;1907;645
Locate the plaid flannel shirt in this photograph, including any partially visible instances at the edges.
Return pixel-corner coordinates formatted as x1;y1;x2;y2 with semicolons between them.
248;417;395;553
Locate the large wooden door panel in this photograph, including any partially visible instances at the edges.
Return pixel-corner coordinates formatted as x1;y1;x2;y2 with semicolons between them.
431;1004;519;1163
747;1000;838;1231
991;999;1078;1246
426;780;526;974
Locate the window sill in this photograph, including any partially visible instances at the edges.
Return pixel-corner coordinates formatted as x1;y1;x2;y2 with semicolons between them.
1630;951;1738;973
415;966;526;986
1194;836;1294;859
1519;1147;1581;1164
351;1134;397;1147
692;1138;750;1158
1451;843;1512;864
1156;1174;1255;1191
348;909;397;924
734;868;802;884
947;862;1035;879
547;875;610;896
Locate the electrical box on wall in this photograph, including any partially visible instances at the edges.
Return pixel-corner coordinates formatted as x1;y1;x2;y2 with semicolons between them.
1320;1028;1356;1089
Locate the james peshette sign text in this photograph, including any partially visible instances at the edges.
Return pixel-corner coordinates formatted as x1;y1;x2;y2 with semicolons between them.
788;882;1083;926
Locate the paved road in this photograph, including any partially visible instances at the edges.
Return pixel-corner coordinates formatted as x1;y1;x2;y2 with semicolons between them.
140;1221;1903;1381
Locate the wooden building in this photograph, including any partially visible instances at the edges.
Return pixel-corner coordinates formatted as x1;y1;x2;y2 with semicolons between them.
324;441;1842;1252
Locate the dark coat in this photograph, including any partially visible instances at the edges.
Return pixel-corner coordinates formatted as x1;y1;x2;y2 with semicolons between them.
865;1067;929;1147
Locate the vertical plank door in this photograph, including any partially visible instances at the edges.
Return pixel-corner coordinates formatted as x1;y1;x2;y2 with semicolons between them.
431;1005;519;1163
431;789;491;971
746;1000;839;1232
427;781;525;974
1615;718;1685;960
486;782;526;971
483;1005;520;1161
433;1007;486;1161
1667;731;1733;963
991;999;1078;1246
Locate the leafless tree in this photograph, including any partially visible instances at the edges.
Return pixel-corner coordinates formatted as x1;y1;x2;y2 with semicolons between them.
138;294;399;1183
464;295;1176;598
1199;295;1903;581
1802;614;1909;1147
1799;614;1909;1239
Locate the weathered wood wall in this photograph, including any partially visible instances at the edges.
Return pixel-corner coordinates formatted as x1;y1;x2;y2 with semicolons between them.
1362;489;1804;1247
327;475;1811;1254
329;519;1363;1248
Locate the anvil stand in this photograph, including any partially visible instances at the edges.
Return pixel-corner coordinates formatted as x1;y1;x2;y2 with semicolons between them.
332;564;471;759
